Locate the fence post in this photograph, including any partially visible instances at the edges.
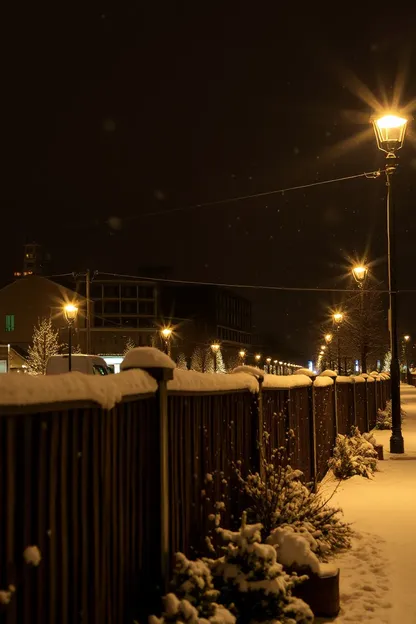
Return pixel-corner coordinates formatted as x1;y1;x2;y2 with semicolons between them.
364;378;370;432
258;376;265;478
351;378;357;428
132;364;174;591
307;380;317;490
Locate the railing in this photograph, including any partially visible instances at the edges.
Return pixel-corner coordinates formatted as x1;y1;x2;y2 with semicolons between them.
0;355;391;624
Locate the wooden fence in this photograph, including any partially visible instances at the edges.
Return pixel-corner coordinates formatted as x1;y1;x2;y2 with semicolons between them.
0;366;391;624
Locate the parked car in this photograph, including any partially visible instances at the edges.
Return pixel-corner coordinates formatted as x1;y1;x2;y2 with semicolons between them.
46;354;111;375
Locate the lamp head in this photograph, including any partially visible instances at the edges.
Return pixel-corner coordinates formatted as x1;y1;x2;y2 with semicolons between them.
333;312;344;325
161;327;172;339
372;113;409;155
64;303;78;324
211;342;220;353
352;265;368;284
324;333;333;344
239;349;246;358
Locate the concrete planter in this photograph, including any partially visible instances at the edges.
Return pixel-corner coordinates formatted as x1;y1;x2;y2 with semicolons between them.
291;565;340;618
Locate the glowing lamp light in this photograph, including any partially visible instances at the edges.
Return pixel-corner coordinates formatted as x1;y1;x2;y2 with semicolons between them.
239;350;246;358
273;359;278;364
161;327;172;339
352;265;368;284
321;345;326;350
372;114;408;154
64;303;78;324
211;343;220;353
324;333;333;344
255;354;261;362
333;312;344;325
266;357;271;364
404;335;411;342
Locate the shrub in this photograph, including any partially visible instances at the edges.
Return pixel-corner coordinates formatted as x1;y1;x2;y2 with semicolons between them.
328;427;377;480
232;453;351;559
375;399;405;430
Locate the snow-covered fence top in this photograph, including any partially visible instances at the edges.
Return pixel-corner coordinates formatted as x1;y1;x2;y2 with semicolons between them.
262;373;312;389
314;376;334;387
0;369;157;410
168;368;259;393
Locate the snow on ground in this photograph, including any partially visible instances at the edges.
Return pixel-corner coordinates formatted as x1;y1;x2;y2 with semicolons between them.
317;385;416;623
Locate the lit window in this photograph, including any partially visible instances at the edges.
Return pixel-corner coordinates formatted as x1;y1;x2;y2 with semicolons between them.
5;315;15;332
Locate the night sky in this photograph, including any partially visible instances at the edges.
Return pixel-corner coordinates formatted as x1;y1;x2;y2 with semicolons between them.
3;6;416;361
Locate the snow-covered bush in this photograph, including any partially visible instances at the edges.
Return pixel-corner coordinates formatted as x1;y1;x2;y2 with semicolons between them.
209;513;313;624
375;399;405;430
149;592;235;624
328;427;377;480
233;455;351;558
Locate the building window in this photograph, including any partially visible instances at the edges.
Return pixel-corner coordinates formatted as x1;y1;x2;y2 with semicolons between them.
5;315;15;332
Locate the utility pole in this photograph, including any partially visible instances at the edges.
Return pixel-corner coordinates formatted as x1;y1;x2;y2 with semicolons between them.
86;269;91;354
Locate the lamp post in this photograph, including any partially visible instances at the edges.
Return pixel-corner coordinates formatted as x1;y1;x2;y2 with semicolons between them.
64;304;79;372
239;349;246;366
372;112;409;453
352;264;369;373
255;354;261;368
160;327;172;355
266;357;272;373
404;335;411;384
273;359;278;375
211;342;220;373
333;313;344;375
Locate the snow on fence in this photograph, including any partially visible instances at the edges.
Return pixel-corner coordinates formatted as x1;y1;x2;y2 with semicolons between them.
0;348;391;624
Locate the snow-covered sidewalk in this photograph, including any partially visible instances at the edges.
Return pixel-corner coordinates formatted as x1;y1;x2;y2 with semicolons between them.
318;384;416;623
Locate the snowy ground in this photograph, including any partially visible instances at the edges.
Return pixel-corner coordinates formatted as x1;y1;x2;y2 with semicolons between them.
317;384;416;623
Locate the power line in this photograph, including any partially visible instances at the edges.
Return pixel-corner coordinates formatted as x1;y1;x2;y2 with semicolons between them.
121;169;383;221
97;271;391;294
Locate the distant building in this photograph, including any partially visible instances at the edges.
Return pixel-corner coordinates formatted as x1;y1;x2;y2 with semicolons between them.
14;242;49;278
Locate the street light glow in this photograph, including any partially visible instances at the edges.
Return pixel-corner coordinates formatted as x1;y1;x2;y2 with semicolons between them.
324;333;333;344
255;354;261;361
64;303;78;323
372;113;408;153
161;327;172;339
404;335;411;342
211;342;220;353
239;349;246;358
352;265;368;284
333;312;344;324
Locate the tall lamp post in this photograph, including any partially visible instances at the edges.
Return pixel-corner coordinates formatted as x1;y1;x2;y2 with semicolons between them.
352;264;369;373
372;112;410;453
64;304;79;372
211;342;220;373
160;327;172;355
404;335;411;384
333;313;344;375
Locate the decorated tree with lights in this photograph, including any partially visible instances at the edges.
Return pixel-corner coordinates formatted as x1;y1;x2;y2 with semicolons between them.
27;317;61;375
177;353;188;370
124;337;136;355
191;346;204;372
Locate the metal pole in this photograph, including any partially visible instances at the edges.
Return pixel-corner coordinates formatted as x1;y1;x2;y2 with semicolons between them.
337;327;341;375
386;156;404;453
406;343;411;384
86;269;91;354
360;288;367;374
68;324;72;372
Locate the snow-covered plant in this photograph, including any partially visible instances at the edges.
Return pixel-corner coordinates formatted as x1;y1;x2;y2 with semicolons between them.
208;512;313;624
375;399;405;430
328;427;377;480
176;353;188;370
191;346;204;372
124;337;136;355
149;592;235;624
232;453;351;558
27;317;62;375
382;350;391;372
214;349;226;374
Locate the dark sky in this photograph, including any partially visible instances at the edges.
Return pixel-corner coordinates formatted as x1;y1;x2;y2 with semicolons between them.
2;5;416;361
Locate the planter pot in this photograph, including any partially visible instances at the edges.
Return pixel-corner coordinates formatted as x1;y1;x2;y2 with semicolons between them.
375;444;384;460
291;565;340;618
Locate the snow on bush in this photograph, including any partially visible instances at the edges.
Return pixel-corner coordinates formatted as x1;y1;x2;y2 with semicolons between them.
23;545;41;566
233;453;351;558
328;427;378;480
208;512;313;624
375;399;405;430
267;526;321;574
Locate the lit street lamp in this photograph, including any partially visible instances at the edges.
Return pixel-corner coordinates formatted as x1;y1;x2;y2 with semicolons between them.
333;312;344;375
211;342;220;373
239;349;246;365
255;354;261;367
266;357;272;373
160;327;172;355
273;359;278;375
372;112;410;454
63;303;79;372
352;264;369;373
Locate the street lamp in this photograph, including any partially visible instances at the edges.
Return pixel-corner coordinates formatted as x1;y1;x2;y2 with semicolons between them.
160;327;172;355
211;342;220;373
372;112;410;454
273;359;278;375
324;333;333;344
239;349;246;365
63;303;79;372
255;354;261;367
266;357;272;373
404;335;411;384
352;264;369;373
333;312;344;375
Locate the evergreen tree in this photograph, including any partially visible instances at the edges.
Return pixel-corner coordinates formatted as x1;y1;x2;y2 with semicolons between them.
191;346;204;372
215;349;226;374
176;353;188;370
27;317;61;375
